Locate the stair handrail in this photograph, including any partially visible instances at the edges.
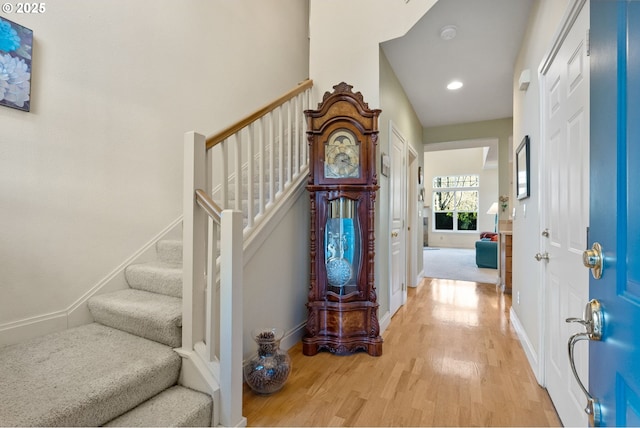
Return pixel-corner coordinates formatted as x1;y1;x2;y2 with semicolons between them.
195;189;222;221
182;79;313;428
205;79;313;240
206;79;313;150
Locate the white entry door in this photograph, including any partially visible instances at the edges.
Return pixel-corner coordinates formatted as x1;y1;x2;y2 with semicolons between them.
540;3;590;426
389;122;407;316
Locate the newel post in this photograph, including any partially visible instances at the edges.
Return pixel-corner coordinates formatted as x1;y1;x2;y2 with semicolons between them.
183;131;207;350
219;208;245;427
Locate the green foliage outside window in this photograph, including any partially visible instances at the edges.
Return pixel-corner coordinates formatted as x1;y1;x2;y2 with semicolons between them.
432;175;479;232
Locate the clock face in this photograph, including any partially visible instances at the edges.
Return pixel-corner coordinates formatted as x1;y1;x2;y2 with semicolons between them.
324;129;360;179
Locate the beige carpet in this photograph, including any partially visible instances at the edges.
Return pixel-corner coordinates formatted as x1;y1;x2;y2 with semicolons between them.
0;323;181;427
423;247;498;284
0;239;213;427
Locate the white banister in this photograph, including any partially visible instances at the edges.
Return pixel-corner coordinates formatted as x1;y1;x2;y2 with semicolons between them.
219;209;244;427
268;111;275;206
286;103;292;185
246;125;255;228
220;141;229;209
257;119;265;217
183;131;207;351
294;94;300;176
183;131;246;427
233;134;242;212
205;216;219;363
278;107;284;196
182;80;312;427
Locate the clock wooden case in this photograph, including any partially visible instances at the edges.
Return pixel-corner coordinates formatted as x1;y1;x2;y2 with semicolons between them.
303;82;382;357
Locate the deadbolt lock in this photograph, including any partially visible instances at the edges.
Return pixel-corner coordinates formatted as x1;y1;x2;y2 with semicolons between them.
583;242;603;279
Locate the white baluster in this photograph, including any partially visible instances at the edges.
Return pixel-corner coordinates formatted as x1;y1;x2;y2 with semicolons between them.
257;117;265;216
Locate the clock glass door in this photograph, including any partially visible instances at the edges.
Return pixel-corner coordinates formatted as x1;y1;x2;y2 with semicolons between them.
325;197;360;295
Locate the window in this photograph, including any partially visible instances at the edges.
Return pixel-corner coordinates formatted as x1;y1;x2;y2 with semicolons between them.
432;175;479;232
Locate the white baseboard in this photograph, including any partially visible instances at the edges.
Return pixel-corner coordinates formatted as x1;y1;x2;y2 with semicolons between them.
0;217;184;347
510;307;543;385
281;321;307;353
379;310;391;335
0;312;68;348
414;270;425;286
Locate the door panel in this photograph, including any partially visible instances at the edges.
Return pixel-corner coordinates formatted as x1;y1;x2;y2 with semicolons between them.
389;123;406;316
590;1;640;426
542;3;590;426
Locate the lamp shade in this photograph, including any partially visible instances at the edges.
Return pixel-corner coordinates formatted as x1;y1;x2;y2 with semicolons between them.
486;202;499;215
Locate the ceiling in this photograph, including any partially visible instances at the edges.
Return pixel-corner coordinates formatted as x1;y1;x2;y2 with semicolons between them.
381;0;534;129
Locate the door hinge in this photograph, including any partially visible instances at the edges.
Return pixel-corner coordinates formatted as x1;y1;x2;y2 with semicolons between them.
586;28;590;57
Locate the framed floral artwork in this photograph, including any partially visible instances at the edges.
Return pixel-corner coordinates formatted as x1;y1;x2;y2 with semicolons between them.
0;16;33;112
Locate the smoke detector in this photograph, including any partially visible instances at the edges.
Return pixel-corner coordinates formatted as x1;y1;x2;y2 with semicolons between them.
439;25;457;41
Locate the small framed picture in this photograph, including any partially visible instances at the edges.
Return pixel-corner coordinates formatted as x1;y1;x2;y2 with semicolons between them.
0;16;33;112
381;153;390;177
516;135;530;200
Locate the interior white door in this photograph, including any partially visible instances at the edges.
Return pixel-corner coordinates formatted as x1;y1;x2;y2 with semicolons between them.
389;123;406;316
541;4;590;426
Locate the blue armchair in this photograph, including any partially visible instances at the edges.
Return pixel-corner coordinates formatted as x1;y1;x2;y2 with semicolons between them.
475;239;498;269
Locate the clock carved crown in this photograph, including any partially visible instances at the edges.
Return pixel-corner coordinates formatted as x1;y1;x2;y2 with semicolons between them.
303;82;382;357
306;82;381;189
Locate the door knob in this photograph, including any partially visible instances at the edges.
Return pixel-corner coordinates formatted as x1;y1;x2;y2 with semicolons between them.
566;299;603;426
583;242;603;279
534;252;549;261
391;231;398;238
542;228;550;237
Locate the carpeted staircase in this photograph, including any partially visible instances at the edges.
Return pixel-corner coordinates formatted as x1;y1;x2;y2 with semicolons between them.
0;239;214;427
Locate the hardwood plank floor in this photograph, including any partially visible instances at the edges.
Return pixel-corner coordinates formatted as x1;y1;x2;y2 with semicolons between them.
243;278;561;426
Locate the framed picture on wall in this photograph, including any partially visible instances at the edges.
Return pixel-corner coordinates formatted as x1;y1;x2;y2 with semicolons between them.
516;135;530;200
0;16;33;112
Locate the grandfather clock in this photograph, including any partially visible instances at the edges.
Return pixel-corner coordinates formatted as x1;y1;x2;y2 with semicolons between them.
303;82;382;357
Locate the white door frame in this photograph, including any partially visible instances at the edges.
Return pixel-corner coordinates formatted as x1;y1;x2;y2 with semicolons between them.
407;146;419;287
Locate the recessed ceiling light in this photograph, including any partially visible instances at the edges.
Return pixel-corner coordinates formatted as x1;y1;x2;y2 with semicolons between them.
440;25;457;41
447;81;463;90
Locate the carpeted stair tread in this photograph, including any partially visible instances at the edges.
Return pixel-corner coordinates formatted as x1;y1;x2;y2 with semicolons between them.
104;385;212;427
89;289;182;348
156;239;182;265
125;261;182;298
0;323;180;427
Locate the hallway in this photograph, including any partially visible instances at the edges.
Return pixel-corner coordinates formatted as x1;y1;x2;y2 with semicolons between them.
243;278;561;426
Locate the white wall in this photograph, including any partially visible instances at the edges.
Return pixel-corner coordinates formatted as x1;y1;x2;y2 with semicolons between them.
378;49;425;314
309;0;437;108
242;191;309;357
511;0;571;375
424;147;498;248
0;1;309;334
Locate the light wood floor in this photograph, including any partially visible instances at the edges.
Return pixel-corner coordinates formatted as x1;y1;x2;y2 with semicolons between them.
243;278;561;427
